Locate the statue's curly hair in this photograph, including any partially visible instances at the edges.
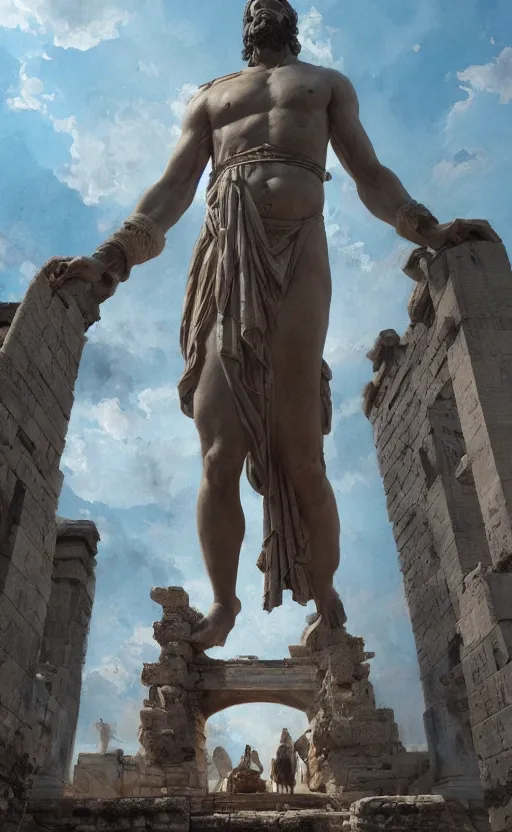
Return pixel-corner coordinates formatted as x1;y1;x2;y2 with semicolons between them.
242;0;301;63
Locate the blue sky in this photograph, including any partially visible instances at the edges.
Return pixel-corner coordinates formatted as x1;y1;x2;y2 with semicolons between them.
1;0;511;775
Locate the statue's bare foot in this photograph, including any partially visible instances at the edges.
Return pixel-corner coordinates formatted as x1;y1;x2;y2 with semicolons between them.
313;587;347;629
190;599;242;650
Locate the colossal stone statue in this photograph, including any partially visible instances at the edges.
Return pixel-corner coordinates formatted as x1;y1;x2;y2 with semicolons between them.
47;0;500;650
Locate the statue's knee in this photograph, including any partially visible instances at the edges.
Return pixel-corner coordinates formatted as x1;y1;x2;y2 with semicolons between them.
285;455;326;498
202;443;244;488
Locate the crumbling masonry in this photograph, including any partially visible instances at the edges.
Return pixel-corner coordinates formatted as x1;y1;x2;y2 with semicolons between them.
363;241;512;832
70;586;427;801
0;274;100;829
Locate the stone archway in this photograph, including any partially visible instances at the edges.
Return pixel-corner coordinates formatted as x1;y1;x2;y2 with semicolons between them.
193;659;317;794
198;658;318;717
136;587;430;801
204;699;310;795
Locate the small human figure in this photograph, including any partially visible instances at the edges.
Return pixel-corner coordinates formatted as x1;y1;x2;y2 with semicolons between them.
94;719;121;754
273;742;296;795
238;744;253;770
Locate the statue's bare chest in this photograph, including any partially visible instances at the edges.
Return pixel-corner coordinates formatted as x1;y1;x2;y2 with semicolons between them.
207;66;332;131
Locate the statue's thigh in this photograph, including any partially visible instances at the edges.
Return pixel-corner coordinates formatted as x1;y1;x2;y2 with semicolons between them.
193;325;247;455
272;227;331;457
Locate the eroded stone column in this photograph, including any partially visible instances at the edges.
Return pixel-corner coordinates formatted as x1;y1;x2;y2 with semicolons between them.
31;518;99;799
364;241;512;831
0;269;100;828
138;587;207;795
429;242;512;831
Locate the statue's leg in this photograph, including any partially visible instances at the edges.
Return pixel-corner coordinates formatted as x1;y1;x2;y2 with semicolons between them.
272;222;345;627
190;325;249;649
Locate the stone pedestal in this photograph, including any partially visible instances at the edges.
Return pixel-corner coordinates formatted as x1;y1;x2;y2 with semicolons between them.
227;768;266;794
295;617;427;801
72;752;124;798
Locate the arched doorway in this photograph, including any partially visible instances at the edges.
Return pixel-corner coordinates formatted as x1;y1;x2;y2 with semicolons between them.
205;702;309;792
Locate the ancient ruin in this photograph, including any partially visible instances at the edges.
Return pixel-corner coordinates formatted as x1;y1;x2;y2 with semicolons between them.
1;241;512;831
362;239;512;832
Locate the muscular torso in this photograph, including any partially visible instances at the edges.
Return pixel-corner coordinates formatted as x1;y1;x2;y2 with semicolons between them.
205;60;333;220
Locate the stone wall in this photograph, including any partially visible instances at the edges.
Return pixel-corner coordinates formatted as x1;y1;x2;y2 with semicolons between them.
32;519;99;800
363;241;512;831
20;794;482;831
0;267;101;827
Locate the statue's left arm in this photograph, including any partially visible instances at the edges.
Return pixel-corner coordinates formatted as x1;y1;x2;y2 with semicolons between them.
327;70;500;250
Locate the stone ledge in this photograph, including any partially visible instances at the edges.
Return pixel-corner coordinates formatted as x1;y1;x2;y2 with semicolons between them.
191;810;349;830
350;795;479;831
55;518;100;557
23;796;191;831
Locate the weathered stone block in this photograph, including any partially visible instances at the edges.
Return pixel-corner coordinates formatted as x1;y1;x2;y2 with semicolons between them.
141;657;188;688
350;794;477;831
153;620;192;646
151;587;190;610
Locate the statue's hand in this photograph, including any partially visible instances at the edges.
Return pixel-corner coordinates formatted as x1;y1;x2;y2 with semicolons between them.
46;255;107;292
421;218;501;250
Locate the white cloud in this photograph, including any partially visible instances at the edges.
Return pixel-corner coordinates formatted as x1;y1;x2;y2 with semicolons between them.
19;260;38;284
445;85;475;129
124;625;155;658
62;389;200;509
331;452;377;495
7;61;47;112
339;396;362;419
168;82;199;124
323;333;371;367
0;0;130;50
299;6;338;68
412;44;421;53
48;81;199;206
89;397;132;441
51;102;176;206
458;46;512;104
93;655;131;693
326;226;374;273
0;0;32;33
0;223;37;273
432;148;487;184
138;60;159;78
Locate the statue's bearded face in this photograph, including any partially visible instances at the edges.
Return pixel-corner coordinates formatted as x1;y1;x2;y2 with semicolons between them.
242;0;301;62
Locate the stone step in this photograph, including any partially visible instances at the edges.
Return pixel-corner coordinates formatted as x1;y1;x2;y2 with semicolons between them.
22;798;351;831
191;810;351;830
206;792;345;813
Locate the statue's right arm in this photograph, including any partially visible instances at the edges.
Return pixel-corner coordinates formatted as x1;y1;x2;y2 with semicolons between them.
48;88;212;293
135;86;212;233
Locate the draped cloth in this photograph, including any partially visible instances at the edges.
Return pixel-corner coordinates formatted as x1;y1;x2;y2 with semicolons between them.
178;144;333;613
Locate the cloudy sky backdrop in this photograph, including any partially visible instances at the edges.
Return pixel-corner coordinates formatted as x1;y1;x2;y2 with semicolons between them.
1;0;511;776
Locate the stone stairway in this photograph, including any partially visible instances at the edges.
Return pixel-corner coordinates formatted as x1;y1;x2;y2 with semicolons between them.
20;794;485;831
206;792;346;812
191;792;351;830
191;809;351;830
21;796;351;831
